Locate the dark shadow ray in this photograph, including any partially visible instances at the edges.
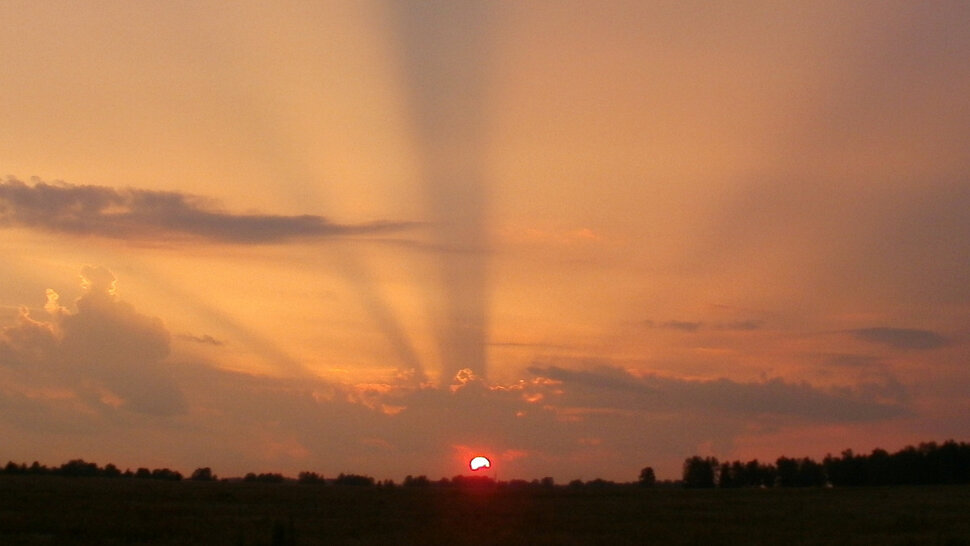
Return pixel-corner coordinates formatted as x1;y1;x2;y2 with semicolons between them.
385;1;495;380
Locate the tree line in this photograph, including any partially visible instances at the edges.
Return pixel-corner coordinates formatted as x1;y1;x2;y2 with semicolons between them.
2;459;189;481
5;438;968;488
676;440;970;488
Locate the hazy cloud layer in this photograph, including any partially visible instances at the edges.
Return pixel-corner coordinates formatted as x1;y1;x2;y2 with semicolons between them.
0;178;414;243
0;269;915;480
850;327;949;350
527;364;907;423
644;320;763;333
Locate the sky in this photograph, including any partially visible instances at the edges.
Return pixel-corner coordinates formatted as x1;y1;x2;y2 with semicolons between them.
1;0;969;482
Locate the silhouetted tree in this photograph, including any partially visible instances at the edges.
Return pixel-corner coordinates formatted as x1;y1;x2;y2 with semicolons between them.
889;445;923;485
714;459;776;487
824;449;866;486
934;440;970;484
244;472;284;483
797;457;826;487
151;468;182;481
190;467;215;481
817;441;970;487
682;456;718;488
403;475;430;487
746;459;776;487
866;449;891;485
135;467;152;479
102;463;122;478
639;466;657;487
298;471;324;484
451;475;496;488
775;457;799;487
59;459;99;477
772;456;824;487
334;473;374;486
717;463;738;488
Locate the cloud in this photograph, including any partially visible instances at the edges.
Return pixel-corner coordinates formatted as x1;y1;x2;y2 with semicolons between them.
850;327;949;350
721;320;763;331
644;319;763;332
527;363;907;423
820;353;883;369
0;266;185;415
661;320;702;332
0;178;415;243
0;269;913;480
176;333;225;346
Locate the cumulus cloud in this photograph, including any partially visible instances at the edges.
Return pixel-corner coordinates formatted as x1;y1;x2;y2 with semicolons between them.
850;327;949;350
0;266;185;415
0;178;415;243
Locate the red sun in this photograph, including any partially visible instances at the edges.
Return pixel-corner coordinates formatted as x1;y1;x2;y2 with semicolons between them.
469;456;491;471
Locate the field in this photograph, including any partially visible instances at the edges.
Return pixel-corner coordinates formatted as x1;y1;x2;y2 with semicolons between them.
2;477;970;545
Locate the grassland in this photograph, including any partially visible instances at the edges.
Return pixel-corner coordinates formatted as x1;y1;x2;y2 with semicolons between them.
2;476;969;545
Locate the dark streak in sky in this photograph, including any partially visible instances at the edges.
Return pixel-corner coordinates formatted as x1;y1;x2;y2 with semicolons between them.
386;1;494;380
0;178;415;243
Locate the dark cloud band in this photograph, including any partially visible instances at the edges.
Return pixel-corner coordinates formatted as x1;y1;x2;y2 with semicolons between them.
0;178;415;243
528;364;908;422
850;327;949;350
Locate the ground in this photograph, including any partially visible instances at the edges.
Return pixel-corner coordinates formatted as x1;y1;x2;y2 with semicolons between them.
1;477;969;545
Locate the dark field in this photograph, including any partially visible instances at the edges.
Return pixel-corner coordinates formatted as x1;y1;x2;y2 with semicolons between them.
2;477;970;545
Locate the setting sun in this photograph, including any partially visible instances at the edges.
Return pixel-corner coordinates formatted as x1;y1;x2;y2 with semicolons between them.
469;456;491;472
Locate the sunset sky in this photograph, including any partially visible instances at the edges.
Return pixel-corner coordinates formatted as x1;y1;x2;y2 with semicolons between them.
2;0;969;481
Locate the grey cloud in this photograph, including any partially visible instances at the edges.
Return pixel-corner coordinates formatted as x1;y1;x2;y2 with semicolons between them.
720;320;763;331
850;327;949;350
644;320;702;332
815;353;908;402
177;333;225;346
819;353;883;369
527;365;657;395
662;320;702;332
0;178;415;243
644;319;763;333
528;363;907;423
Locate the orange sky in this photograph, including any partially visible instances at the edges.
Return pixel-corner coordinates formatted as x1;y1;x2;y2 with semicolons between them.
1;0;969;481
